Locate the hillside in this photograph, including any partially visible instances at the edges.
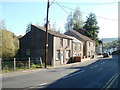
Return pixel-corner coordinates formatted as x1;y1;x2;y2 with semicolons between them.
102;38;118;43
103;40;118;50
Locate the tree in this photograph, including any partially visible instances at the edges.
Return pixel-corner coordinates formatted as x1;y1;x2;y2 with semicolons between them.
2;30;15;60
0;20;6;30
57;27;62;33
51;22;57;31
72;7;83;30
0;20;20;60
65;12;73;31
26;23;32;34
65;7;83;31
83;13;99;46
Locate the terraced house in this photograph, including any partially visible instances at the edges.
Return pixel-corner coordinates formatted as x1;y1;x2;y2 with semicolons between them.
64;30;95;59
67;36;83;58
19;24;72;67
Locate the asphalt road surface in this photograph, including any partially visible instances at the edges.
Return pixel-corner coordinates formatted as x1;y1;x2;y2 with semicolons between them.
2;55;120;89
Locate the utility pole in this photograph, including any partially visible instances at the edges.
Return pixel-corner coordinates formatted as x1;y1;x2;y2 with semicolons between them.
102;38;104;55
45;0;50;68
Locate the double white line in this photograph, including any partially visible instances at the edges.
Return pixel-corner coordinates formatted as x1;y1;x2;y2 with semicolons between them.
102;73;120;89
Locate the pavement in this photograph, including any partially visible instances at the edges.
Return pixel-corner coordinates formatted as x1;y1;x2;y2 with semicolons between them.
1;55;103;78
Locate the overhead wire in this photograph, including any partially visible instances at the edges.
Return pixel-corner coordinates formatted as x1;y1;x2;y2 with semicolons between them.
59;2;118;5
55;2;69;15
54;2;118;21
53;1;117;39
49;0;56;7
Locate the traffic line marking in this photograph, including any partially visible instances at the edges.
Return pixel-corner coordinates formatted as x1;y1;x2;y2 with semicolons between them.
62;70;85;79
24;83;48;89
39;83;48;86
98;68;103;71
100;62;105;65
102;73;120;89
90;65;99;69
106;74;119;88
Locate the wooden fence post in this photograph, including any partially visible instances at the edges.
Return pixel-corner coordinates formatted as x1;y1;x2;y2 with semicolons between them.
14;58;16;71
39;57;43;68
28;57;30;69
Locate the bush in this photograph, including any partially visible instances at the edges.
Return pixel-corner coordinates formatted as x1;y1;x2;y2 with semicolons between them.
67;57;74;64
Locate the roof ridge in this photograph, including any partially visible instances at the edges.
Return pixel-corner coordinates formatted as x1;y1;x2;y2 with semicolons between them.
67;30;94;42
31;24;72;39
73;30;94;42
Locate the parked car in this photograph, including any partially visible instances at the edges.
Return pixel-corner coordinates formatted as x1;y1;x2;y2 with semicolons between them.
103;53;109;58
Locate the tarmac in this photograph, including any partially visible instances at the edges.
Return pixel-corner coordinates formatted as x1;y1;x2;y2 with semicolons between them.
1;55;104;78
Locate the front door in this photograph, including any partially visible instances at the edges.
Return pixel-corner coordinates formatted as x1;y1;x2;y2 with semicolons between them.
61;51;64;64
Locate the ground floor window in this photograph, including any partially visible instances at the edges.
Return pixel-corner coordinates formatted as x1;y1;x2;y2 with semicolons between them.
26;49;30;56
66;50;70;59
88;52;90;57
56;50;60;61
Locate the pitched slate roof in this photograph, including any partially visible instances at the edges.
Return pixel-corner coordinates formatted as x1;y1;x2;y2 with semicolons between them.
64;30;94;42
67;35;83;43
31;24;72;40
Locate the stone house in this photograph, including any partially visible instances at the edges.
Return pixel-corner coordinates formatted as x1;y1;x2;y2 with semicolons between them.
64;30;95;59
19;24;72;66
67;36;83;58
96;40;103;55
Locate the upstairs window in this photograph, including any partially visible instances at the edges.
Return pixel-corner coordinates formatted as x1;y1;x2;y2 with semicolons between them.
60;38;63;46
67;39;70;46
75;44;77;50
79;44;81;51
89;42;91;47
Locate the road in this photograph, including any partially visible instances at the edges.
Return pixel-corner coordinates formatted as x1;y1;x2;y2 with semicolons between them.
2;55;120;89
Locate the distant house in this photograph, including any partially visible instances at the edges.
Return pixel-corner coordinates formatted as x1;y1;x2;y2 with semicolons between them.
96;40;103;55
64;30;95;58
67;36;83;58
20;24;72;66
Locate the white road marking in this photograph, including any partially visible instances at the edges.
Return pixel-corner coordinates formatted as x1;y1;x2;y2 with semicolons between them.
100;62;105;65
39;83;48;86
94;65;99;67
90;67;94;69
98;68;103;71
62;70;85;79
103;73;119;88
26;83;48;89
106;73;120;88
90;65;99;69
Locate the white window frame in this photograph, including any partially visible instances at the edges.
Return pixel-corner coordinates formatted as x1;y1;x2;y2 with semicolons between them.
56;50;60;61
66;50;70;59
26;49;30;55
60;38;63;46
